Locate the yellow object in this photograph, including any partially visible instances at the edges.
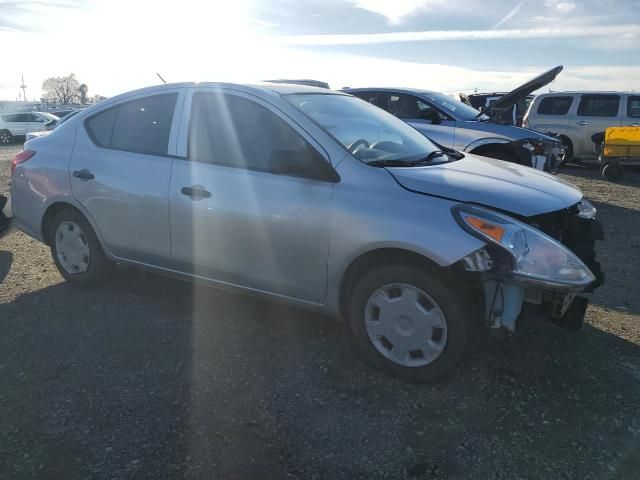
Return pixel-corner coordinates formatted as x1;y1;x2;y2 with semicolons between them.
603;126;640;158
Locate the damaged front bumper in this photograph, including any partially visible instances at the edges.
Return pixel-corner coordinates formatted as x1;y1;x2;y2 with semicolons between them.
516;137;564;174
461;208;604;333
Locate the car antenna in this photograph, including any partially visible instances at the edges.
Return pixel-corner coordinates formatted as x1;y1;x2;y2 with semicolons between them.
156;73;167;84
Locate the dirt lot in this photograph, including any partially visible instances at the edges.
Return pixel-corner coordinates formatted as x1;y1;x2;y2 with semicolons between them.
0;144;639;480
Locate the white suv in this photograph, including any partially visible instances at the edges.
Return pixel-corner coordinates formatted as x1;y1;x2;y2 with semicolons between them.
524;92;640;161
0;111;58;145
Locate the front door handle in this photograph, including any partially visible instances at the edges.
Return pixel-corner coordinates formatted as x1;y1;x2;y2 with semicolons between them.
629;123;639;127
181;185;211;199
576;121;589;126
73;169;94;180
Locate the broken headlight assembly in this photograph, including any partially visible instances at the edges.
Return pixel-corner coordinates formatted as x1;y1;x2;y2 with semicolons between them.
576;198;596;219
453;204;595;290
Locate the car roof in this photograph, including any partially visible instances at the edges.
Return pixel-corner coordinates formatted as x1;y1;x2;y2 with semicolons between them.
536;91;636;96
343;87;441;96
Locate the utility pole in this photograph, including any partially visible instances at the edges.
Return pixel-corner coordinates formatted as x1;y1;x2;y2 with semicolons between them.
20;74;27;101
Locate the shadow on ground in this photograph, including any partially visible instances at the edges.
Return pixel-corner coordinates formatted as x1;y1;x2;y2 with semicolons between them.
1;269;639;479
0;250;12;283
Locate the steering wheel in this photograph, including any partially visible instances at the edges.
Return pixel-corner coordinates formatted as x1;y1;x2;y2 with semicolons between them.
348;139;370;153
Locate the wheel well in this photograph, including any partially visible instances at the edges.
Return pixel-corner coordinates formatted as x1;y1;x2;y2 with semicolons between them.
41;202;81;245
470;142;529;165
339;248;444;319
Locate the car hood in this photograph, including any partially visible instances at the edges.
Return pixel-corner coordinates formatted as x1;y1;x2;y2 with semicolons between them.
484;65;563;116
387;153;582;217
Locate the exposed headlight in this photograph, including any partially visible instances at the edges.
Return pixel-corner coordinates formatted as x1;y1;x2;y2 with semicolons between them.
577;198;596;219
453;205;595;289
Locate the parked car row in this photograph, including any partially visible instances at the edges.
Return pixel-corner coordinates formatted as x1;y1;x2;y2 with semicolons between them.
524;91;640;162
0;111;59;144
4;81;604;382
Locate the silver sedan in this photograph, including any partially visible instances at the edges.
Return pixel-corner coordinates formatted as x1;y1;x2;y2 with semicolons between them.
7;82;601;381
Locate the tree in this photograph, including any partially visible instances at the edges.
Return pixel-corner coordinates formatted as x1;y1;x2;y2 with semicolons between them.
42;74;81;104
78;83;88;105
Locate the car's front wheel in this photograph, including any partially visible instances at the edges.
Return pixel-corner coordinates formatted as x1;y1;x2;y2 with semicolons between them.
50;208;114;287
348;265;469;382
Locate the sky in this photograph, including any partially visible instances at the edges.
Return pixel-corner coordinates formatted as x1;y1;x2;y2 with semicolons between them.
0;0;638;101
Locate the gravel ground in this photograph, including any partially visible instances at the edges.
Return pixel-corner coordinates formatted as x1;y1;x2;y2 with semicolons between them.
0;144;639;480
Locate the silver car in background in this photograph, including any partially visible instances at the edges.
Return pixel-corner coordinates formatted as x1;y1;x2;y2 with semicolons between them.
344;67;566;172
8;82;603;382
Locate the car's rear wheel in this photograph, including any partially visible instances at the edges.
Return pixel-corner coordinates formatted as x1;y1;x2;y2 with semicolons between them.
50;208;113;287
348;265;468;382
0;130;13;145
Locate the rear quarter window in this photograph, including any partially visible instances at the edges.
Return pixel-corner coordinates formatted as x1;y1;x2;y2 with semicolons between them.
627;96;640;118
536;96;573;115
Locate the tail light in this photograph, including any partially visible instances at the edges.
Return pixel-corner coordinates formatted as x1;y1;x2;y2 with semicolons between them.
10;150;36;176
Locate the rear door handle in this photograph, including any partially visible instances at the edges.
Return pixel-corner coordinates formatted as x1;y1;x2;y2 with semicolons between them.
72;169;94;180
181;185;211;199
629;123;639;127
576;121;589;126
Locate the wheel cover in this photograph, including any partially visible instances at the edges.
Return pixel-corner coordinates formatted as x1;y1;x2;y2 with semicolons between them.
0;132;10;144
365;283;448;367
55;221;90;274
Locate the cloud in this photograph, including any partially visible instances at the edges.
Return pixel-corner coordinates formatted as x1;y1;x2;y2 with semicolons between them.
545;0;576;13
275;24;640;45
350;0;444;24
493;1;527;29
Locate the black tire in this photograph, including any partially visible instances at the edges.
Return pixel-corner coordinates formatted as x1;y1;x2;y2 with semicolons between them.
559;136;578;164
348;264;469;383
0;130;13;145
602;163;624;182
49;208;114;287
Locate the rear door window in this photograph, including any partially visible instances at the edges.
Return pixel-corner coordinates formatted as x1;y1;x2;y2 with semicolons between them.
577;95;620;117
85;93;178;155
627;96;640;118
537;96;573;115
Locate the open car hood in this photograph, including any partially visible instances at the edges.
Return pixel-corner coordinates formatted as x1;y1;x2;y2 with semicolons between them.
484;65;563;116
387;153;582;217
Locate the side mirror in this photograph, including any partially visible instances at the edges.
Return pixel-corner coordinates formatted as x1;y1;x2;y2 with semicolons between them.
421;110;442;125
270;148;339;183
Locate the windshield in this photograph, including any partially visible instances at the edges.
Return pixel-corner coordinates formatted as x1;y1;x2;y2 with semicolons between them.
284;93;440;164
420;92;486;121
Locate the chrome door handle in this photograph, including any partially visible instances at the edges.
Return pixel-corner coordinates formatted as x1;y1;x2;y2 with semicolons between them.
629;123;639;127
576;121;589;126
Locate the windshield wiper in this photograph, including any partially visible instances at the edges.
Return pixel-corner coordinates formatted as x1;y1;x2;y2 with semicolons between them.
365;159;418;167
409;150;448;165
366;150;462;168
